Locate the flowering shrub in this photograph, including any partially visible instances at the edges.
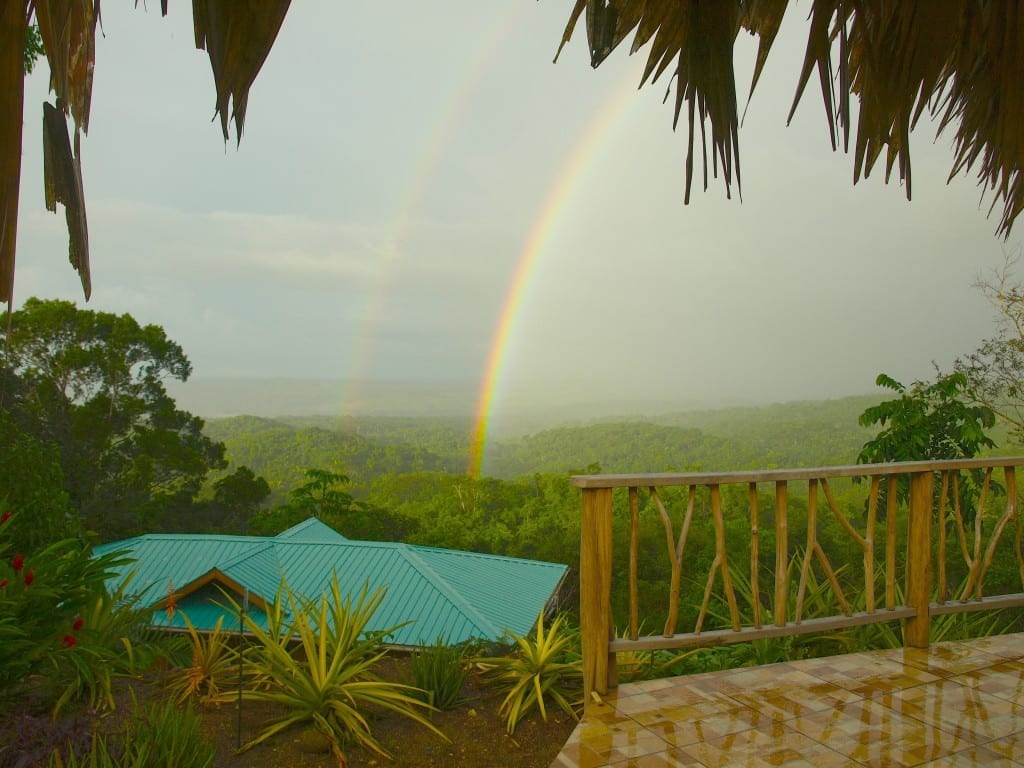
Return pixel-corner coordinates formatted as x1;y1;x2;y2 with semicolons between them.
0;502;138;712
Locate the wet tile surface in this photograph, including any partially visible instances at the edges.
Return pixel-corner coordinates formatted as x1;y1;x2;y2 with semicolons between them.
553;634;1024;767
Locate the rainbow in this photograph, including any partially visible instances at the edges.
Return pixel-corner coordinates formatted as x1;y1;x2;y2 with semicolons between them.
339;3;529;412
467;76;640;477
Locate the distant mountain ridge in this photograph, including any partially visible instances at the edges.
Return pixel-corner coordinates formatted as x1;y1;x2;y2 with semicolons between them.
167;377;481;419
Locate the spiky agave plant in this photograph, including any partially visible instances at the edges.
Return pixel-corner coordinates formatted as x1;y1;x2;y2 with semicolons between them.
478;613;583;735
233;575;444;766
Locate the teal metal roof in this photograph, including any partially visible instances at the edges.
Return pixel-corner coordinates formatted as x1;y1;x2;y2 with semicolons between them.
94;519;568;646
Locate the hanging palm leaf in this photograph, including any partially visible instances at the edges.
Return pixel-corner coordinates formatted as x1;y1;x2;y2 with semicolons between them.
560;0;1024;237
0;0;293;303
192;0;293;144
0;1;27;302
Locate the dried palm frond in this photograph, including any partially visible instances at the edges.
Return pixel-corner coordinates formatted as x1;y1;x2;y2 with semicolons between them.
0;0;293;303
0;1;28;303
560;0;1024;238
191;0;293;144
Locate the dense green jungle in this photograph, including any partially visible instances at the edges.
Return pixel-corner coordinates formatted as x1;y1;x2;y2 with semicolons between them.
4;298;1023;668
200;394;1024;648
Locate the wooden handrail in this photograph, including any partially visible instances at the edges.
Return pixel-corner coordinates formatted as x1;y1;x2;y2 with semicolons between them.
576;457;1024;705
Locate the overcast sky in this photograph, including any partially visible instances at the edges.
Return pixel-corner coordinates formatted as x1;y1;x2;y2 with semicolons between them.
14;2;1019;419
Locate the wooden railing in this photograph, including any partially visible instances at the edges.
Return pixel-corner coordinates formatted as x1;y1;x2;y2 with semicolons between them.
574;458;1024;703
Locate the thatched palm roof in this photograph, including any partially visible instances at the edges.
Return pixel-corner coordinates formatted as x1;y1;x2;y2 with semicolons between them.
559;0;1023;236
3;1;1022;303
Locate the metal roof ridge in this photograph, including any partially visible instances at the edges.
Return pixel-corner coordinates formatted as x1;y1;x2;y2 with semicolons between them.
218;540;277;572
404;542;567;569
102;532;276;546
394;544;503;641
275;517;325;539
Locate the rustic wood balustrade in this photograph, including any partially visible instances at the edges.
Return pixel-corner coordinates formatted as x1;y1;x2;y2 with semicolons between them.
574;458;1024;704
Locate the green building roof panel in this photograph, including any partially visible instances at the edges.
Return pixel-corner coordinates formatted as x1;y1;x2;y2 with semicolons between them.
94;520;568;647
408;547;569;638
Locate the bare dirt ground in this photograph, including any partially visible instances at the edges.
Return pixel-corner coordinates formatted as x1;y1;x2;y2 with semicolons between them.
199;655;577;768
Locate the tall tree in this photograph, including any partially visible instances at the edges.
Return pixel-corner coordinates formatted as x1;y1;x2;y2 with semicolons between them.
1;298;227;538
211;465;271;531
0;409;74;551
250;467;417;541
955;251;1024;446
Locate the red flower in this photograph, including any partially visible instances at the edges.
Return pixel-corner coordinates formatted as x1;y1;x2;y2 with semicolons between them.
73;617;84;632
24;569;34;586
0;511;10;524
0;579;6;589
11;554;23;572
61;635;77;648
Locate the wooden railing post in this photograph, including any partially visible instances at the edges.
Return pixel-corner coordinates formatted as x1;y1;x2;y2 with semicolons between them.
580;487;615;704
905;471;934;648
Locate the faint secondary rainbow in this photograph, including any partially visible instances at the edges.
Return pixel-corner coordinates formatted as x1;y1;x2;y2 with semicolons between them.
467;76;640;477
338;3;529;413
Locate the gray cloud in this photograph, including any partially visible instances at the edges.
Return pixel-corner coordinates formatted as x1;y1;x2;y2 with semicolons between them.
12;2;1018;415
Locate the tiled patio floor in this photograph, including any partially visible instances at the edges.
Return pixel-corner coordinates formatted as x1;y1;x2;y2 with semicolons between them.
553;633;1024;767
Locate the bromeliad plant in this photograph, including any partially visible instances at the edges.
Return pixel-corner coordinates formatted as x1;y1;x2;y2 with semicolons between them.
477;613;583;735
230;576;444;766
165;612;238;706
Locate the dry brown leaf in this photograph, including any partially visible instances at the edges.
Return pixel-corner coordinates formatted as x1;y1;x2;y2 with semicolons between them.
1;1;292;304
560;0;1024;237
0;1;28;303
43;101;90;298
34;0;98;134
192;0;292;144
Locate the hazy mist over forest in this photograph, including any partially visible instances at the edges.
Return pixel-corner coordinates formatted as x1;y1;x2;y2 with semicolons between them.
167;375;883;437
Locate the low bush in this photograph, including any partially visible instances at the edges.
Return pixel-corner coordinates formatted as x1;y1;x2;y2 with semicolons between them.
48;698;214;768
410;637;470;710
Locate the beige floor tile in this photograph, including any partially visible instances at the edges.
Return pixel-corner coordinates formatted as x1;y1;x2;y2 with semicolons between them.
552;633;1024;768
956;660;1024;703
895;678;1024;743
879;644;1010;678
914;743;1024;766
674;721;860;768
973;729;1024;762
958;634;1024;662
606;749;710;767
798;650;942;695
787;696;974;767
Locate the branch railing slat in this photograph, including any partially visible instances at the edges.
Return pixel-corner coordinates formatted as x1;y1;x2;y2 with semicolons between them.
774;481;788;628
886;475;898;611
749;482;761;629
574;458;1024;704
